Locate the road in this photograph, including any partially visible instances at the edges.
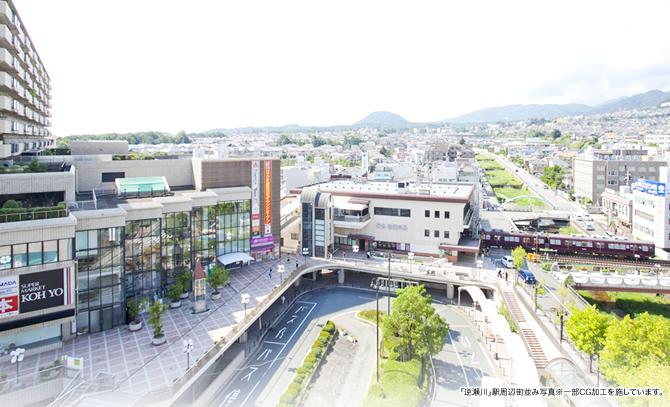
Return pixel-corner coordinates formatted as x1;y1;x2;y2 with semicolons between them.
209;286;498;407
433;305;499;407
491;153;609;236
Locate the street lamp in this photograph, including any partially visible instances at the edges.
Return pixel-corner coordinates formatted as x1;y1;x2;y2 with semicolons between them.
408;252;415;274
182;338;193;371
386;251;392;315
277;264;285;282
10;347;25;384
240;293;250;316
369;278;382;383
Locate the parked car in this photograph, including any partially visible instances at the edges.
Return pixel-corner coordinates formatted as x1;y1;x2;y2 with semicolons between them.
543;184;549;189
518;269;537;285
501;255;515;268
584;215;593;222
584;223;595;231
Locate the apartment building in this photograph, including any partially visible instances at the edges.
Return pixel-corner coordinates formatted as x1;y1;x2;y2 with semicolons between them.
0;147;281;350
573;148;666;206
0;1;51;159
631;168;670;259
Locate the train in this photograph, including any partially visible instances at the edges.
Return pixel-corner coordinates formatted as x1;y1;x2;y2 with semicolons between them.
480;229;655;260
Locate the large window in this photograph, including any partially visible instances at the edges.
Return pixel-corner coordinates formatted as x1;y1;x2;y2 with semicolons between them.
76;227;124;334
374;207;411;217
0;239;72;270
124;219;161;299
193;206;217;267
162;211;191;286
216;200;251;257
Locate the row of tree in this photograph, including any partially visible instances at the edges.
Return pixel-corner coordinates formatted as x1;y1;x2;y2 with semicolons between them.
540;165;565;190
62;131;192;145
567;305;670;405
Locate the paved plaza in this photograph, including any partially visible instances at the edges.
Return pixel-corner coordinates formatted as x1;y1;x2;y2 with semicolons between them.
0;257;305;396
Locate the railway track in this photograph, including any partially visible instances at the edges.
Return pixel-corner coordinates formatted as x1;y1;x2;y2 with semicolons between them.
540;253;670;270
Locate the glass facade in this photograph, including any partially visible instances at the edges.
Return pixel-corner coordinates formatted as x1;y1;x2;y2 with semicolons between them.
301;202;313;256
216;200;251;256
124;218;162;299
71;199;253;334
0;239;72;270
75;227;124;333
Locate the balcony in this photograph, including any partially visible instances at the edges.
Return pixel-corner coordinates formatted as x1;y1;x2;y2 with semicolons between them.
0;2;14;28
333;213;371;230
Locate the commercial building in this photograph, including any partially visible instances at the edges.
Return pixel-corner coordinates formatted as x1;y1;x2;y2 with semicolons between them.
0;0;51;159
573;148;665;206
600;187;633;234
631;168;670;259
0;147;280;350
290;180;480;261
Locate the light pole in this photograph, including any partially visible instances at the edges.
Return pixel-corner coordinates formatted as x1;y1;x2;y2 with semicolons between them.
369;278;381;383
240;293;250;316
302;247;309;266
352;244;359;259
408;252;414;274
10;347;25;384
182;338;193;371
387;251;392;315
634;253;640;274
277;264;285;283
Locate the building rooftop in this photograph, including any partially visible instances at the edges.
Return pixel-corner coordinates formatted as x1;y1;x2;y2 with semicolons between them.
305;180;473;202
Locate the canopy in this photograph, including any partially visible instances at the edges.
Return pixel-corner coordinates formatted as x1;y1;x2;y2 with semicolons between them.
116;176;170;197
217;252;254;266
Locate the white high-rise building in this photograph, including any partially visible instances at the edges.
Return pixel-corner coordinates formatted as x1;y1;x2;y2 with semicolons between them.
0;0;51;159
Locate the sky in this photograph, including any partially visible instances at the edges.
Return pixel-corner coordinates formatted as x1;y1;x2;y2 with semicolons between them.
14;0;670;136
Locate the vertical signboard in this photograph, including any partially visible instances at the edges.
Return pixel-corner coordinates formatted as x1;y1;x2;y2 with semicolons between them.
264;160;272;236
0;276;19;318
251;160;261;238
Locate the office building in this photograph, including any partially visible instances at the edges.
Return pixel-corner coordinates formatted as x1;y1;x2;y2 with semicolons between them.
631;168;670;259
0;0;51;159
573;148;665;206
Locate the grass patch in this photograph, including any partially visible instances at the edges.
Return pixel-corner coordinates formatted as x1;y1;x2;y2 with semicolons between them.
358;310;426;407
485;169;523;187
494;186;545;207
558;225;584;235
578;291;670;318
498;305;518;333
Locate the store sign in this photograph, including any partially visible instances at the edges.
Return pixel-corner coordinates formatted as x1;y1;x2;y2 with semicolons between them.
0;276;19;318
375;223;408;231
251;236;274;248
18;269;68;314
251;161;261;237
263;160;272;236
634;178;666;196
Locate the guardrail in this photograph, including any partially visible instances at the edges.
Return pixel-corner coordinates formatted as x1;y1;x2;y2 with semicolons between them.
0;207;68;223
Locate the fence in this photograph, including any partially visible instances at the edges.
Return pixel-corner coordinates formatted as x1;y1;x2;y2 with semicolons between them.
0;207;68;223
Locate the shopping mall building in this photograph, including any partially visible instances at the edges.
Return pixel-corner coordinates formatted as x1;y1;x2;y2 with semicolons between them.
0;143;280;351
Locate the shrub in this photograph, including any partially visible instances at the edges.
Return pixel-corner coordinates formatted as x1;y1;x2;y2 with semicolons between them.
293;372;306;384
541;263;551;271
1;200;21;209
296;366;310;376
279;382;302;404
323;320;335;333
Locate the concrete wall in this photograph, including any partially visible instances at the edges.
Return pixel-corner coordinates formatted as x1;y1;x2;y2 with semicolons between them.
70;140;128;155
74;159;194;192
0;167;75;202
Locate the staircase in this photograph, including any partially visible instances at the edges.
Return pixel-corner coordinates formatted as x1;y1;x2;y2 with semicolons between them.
502;290;548;369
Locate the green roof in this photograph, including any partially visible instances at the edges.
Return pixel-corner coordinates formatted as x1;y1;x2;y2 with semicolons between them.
116;177;170;197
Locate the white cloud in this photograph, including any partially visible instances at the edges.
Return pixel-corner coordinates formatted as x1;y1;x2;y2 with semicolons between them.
14;0;670;135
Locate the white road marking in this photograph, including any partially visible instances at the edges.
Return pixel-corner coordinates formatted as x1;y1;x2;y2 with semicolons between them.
241;366;258;382
221;389;240;406
268;302;317;371
238;381;260;407
462;336;471;348
286;315;297;324
263;340;285;346
448;330;470;387
275;327;287;339
257;348;272;361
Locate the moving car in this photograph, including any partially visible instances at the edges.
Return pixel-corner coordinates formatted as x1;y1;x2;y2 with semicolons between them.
501;255;514;268
584;223;595;231
518;269;537;285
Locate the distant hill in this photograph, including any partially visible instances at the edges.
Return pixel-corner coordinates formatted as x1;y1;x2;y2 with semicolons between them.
590;89;670;114
353;111;410;127
447;103;591;124
446;89;670;123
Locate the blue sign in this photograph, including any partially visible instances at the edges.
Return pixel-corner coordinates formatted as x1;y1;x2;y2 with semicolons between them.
634;178;667;196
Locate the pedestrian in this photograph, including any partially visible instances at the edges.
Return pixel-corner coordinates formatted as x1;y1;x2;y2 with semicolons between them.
497;268;502;278
505;271;508;282
269;268;272;279
366;251;370;259
281;295;286;305
295;261;299;269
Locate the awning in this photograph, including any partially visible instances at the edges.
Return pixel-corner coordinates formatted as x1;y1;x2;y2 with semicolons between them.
217;252;254;265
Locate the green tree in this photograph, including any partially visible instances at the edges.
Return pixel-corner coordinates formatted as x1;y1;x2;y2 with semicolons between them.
277;134;294;145
148;301;167;339
540;165;565;190
550;129;562;139
566;305;612;372
382;284;447;382
511;246;527;271
1;200;21;209
310;134;328;147
379;146;393;158
600;313;670;381
208;265;229;295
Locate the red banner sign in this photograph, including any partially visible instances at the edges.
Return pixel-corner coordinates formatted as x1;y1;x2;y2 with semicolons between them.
264;160;272;236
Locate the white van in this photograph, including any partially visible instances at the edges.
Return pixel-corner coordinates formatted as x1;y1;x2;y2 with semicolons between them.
501;255;514;268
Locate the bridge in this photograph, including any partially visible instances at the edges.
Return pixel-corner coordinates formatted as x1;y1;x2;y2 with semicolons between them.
570;272;670;294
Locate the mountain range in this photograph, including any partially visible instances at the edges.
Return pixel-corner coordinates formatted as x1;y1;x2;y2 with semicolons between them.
446;89;670;123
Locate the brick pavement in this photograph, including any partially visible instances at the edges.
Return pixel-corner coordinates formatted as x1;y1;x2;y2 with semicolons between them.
0;257;303;395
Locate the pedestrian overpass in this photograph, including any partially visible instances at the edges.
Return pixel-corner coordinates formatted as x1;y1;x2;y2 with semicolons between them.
570;272;670;294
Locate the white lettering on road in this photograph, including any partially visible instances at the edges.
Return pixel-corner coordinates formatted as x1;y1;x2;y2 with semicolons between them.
275;327;287;339
286;315;297;324
295;306;307;313
221;389;240;406
257;349;272;361
462;336;471;348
